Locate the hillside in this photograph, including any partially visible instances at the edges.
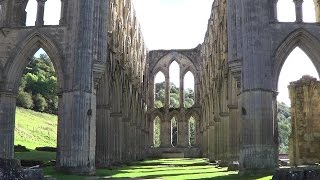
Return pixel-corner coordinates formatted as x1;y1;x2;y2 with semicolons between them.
15;107;57;149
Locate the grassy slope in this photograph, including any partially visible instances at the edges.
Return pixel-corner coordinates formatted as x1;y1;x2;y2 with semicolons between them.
15;107;57;149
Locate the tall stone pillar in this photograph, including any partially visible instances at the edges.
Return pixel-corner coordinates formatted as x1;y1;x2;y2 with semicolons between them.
314;0;320;22
293;0;304;22
179;72;184;108
56;1;97;174
165;75;170;107
271;0;279;22
160;119;171;147
0;0;4;27
177;119;189;147
35;0;47;26
59;0;67;25
228;105;240;164
0;91;16;159
208;120;216;162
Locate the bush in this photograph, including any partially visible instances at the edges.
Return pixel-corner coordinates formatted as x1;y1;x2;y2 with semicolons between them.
16;91;34;109
35;146;57;152
14;145;30;152
33;94;47;112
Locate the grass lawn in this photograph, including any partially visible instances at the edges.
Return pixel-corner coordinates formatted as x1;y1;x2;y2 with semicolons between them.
41;158;273;180
15;107;57;149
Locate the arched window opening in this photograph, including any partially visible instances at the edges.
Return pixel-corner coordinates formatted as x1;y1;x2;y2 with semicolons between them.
184;71;195;108
171;117;178;147
188;116;196;147
169;61;180;108
44;0;61;25
154;72;165;108
277;0;295;22
303;0;316;22
153;117;161;147
277;47;318;155
15;48;58;157
26;0;37;26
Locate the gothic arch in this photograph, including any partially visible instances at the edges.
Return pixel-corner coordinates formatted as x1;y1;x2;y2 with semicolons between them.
150;110;164;122
4;32;64;93
169;110;180;121
186;109;200;122
151;52;197;74
273;28;320;91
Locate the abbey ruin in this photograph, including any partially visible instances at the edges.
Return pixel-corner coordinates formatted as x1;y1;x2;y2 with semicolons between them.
1;0;320;176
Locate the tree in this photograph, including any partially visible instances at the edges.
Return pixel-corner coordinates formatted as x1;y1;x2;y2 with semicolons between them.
33;94;48;112
16;91;34;109
17;54;58;114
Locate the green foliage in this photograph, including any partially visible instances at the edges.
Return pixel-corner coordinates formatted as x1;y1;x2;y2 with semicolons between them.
33;94;48;112
18;54;58;114
154;82;195;108
17;91;34;109
277;102;292;154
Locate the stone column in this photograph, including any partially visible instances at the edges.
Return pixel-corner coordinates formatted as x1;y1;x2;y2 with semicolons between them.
59;0;67;25
271;0;279;22
0;0;4;27
314;0;320;22
0;91;16;159
228;105;240;165
177;119;189;147
180;72;184;108
208;121;216;162
293;0;304;22
35;0;47;26
165;75;170;107
160;119;171;147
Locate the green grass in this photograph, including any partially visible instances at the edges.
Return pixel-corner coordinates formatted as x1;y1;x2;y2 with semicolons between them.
15;151;56;162
41;158;273;180
15;107;57;149
14;108;273;179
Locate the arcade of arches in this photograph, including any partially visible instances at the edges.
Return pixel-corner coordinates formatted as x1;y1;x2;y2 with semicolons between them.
1;0;320;175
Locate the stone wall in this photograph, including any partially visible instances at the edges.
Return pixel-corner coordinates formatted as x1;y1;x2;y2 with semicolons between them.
288;75;320;165
200;0;240;166
147;48;201;151
95;0;149;167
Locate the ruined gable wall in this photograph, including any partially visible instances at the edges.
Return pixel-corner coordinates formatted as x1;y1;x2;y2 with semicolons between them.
288;75;320;165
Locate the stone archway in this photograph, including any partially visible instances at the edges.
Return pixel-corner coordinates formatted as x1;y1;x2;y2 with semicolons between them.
0;32;64;160
273;29;320;92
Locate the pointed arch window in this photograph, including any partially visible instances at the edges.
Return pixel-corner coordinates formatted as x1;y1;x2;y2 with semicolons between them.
277;47;319;153
169;61;180;108
154;71;165;108
171;117;178;147
184;71;195;108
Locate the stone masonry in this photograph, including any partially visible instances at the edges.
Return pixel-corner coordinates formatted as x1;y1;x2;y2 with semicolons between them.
288;76;320;166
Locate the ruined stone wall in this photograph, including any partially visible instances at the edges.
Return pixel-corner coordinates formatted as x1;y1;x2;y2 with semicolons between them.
0;0;149;174
95;0;149;167
288;76;320;165
200;0;239;165
146;48;202;157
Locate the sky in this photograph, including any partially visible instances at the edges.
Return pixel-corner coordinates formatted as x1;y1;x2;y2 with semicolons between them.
25;0;318;105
